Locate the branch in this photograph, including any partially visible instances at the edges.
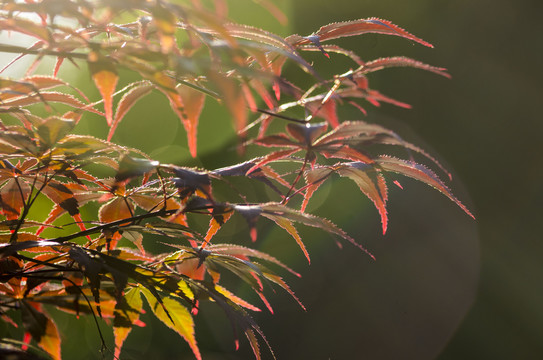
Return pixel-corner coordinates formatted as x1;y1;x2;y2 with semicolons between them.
52;208;178;243
0;44;88;59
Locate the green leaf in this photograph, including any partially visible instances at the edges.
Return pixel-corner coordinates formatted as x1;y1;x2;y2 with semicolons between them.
53;135;113;156
37;117;75;148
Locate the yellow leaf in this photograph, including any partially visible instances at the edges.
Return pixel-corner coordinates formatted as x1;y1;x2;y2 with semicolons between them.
141;288;201;360
114;287;143;359
215;284;261;312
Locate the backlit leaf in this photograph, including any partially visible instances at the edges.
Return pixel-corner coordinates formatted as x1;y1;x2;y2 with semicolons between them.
208;71;248;135
20;302;61;360
207;244;300;277
115;156;159;184
1;178;31;220
334;163;388;234
88;52;119;126
53;135;114;156
262;214;310;263
215;284;261;312
0;232;43;243
290;18;434;48
0;131;38;155
377;156;474;219
37;180;80;216
220;24;317;76
0;17;52;43
177;85;206;158
114;287;143;359
286;122;328;145
1;92;102;117
109;82;154;141
151;3;179;53
234;203;374;258
204;205;234;244
170;166;212;201
37;117;75;148
141;288;201;360
357;56;451;78
98;197;134;226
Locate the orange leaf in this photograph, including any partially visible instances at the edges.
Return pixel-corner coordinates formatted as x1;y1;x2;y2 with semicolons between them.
176;257;207;281
98;197;134;225
89;52;118;126
38;314;61;360
109;82;153;141
204;208;233;245
1;178;30;220
177;85;206;157
21;302;61;360
152;73;206;157
210;71;248;135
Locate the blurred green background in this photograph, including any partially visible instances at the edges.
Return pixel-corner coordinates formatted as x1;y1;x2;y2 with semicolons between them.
2;0;542;359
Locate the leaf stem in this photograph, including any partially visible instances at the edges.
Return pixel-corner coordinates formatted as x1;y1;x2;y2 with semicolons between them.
281;152;309;204
52;209;177;243
0;44;88;60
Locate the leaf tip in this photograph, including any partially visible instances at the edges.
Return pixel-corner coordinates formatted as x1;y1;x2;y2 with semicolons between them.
250;227;258;242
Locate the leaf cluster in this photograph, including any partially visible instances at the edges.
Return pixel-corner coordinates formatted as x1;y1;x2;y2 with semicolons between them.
0;1;472;359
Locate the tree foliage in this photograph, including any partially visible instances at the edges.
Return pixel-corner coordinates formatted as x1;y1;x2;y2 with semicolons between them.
0;0;472;359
